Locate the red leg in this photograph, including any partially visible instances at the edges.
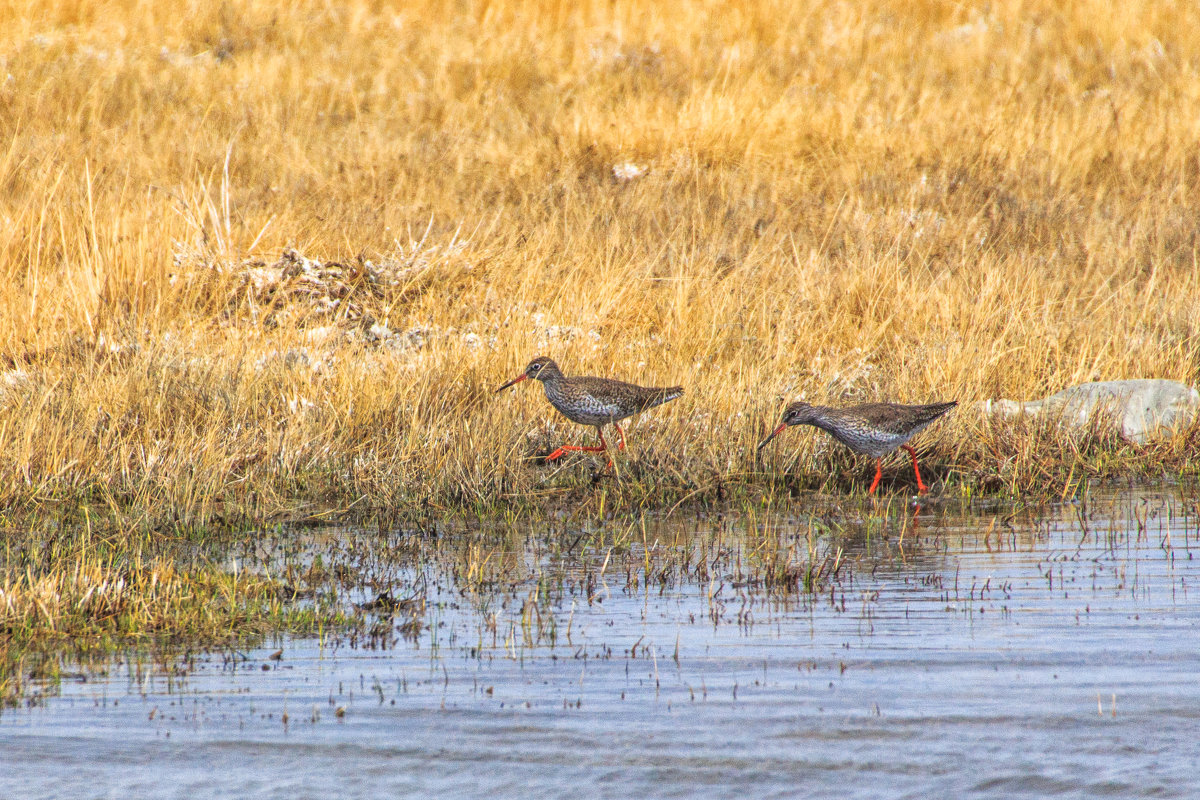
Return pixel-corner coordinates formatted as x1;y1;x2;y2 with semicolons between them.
868;458;882;495
614;423;627;451
902;444;928;494
597;427;613;469
546;427;611;468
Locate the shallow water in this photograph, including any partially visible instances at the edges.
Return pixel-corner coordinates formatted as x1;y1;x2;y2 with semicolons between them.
4;491;1199;799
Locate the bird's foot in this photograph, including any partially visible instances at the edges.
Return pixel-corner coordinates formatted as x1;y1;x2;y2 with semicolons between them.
543;444;606;464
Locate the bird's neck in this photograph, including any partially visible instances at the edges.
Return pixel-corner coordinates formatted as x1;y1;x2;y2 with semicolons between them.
801;407;836;432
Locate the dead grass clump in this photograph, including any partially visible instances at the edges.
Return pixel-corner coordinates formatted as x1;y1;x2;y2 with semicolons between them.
179;241;476;334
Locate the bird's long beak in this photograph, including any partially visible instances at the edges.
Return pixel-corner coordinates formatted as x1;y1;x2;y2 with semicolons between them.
756;422;789;451
495;373;528;393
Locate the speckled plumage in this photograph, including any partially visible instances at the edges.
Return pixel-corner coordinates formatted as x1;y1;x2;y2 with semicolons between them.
497;356;683;466
759;400;957;494
540;371;683;427
780;401;958;458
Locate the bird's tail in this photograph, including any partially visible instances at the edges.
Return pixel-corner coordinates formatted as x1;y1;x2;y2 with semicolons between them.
922;400;959;422
639;386;684;412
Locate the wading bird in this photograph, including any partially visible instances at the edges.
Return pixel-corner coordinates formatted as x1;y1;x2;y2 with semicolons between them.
757;400;957;494
496;356;683;468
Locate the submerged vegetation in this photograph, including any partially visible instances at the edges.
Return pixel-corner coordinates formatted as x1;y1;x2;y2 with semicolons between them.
0;517;357;704
0;499;883;707
1;0;1199;700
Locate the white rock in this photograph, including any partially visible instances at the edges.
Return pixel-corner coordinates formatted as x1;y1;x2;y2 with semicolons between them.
612;162;647;181
982;379;1200;443
305;325;337;344
366;323;393;342
0;368;31;400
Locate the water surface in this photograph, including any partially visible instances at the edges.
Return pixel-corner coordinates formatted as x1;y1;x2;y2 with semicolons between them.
3;491;1198;799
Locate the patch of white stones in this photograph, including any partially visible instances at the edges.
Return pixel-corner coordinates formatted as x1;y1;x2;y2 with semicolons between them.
981;380;1200;443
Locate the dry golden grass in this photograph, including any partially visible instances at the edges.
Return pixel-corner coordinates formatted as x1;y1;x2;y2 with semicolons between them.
1;0;1199;524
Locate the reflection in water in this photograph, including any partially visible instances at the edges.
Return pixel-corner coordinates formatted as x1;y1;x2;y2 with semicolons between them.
3;491;1199;799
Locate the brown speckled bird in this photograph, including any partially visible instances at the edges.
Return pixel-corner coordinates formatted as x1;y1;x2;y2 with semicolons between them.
496;356;683;467
757;400;957;494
